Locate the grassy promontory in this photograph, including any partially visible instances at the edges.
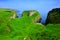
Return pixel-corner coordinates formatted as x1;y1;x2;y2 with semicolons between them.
22;10;41;23
0;8;60;40
0;8;17;24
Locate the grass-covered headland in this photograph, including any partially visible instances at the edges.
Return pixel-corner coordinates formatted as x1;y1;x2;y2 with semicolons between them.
0;8;60;40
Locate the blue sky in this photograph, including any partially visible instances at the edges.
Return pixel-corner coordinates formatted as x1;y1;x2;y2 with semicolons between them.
0;0;60;23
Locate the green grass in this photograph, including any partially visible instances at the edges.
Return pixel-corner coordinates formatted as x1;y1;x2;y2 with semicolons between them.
22;10;40;23
0;8;16;24
0;9;60;40
39;24;60;40
46;24;60;37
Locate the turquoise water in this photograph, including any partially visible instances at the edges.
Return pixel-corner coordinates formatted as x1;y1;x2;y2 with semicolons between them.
0;0;60;23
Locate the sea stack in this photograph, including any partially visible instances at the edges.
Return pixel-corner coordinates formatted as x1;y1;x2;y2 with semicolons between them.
22;10;41;23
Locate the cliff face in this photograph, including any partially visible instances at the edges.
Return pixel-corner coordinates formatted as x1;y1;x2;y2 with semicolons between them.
46;8;60;24
22;10;41;23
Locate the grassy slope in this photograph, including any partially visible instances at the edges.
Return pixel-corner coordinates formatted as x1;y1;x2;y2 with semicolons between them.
40;24;60;40
0;10;45;40
0;9;60;40
0;8;16;24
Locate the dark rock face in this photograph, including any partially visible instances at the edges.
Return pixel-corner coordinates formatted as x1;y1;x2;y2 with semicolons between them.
46;8;60;24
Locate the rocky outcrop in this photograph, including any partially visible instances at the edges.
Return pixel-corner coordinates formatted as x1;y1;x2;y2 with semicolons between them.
9;11;18;19
22;10;35;17
29;11;36;16
10;13;17;19
22;10;41;23
0;8;17;24
46;8;60;24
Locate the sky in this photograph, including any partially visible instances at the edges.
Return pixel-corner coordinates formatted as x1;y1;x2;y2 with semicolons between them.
0;0;60;23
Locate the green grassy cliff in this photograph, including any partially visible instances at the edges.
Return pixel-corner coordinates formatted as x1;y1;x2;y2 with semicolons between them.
0;8;17;24
0;8;60;40
22;10;41;23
